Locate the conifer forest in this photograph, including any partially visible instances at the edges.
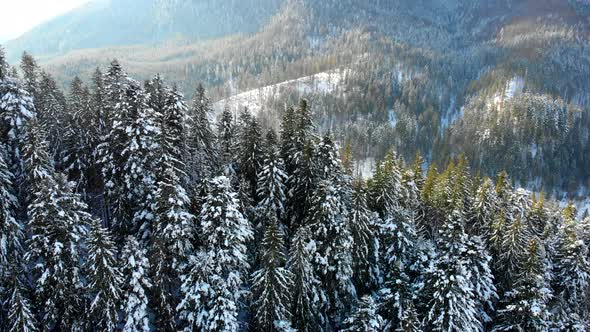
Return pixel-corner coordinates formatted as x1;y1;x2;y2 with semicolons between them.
0;1;590;331
0;44;589;331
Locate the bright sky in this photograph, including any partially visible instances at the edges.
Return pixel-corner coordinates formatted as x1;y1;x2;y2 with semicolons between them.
0;0;90;42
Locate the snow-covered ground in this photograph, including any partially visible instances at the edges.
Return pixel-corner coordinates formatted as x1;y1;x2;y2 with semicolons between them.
504;76;525;100
488;76;526;112
388;109;397;128
213;69;350;116
353;157;376;180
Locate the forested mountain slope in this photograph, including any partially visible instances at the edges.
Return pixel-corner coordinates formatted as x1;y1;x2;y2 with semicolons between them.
1;52;590;330
4;0;283;61
4;0;590;195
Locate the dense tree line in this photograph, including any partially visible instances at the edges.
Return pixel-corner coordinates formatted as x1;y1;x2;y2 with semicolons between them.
1;48;589;331
439;92;590;193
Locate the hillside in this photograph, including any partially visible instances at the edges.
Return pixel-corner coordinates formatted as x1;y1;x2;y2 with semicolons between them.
2;52;590;330
3;0;590;196
4;0;283;61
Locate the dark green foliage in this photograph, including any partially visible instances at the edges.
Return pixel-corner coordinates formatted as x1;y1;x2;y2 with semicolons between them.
86;221;123;332
251;212;293;331
288;226;327;332
237;110;265;200
187;83;218;183
218;107;236;176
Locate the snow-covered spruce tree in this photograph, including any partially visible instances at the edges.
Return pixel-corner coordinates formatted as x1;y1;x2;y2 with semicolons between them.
0;72;35;180
256;135;288;222
379;206;421;330
395;301;422;332
120;236;152;332
238;111;264;200
0;46;8;79
464;231;497;326
490;191;533;293
150;88;194;330
492;239;552;332
252;134;287;267
312;134;342;182
0;144;25;327
25;174;89;331
86;220;123;332
451;155;474;218
367;150;406;217
177;251;213;331
527;193;549;239
425;209;495;332
218;106;236;177
0;144;23;276
122;83;160;241
420;164;441;236
342;295;385;332
499;215;530;287
510;189;532;222
178;176;253;331
236;107;252;137
288;226;327;332
430;162;460;215
161;86;189;168
102;59;129;127
411;153;425;192
551;208;590;329
407;155;428;234
402;167;422;215
77;68;107;192
151;83;193;251
294;99;314;144
21;118;54;208
150;162;195;317
36;71;67;159
19;52;39;102
96;60;131;230
284;99;316;231
349;180;380;293
90;68;107;148
149;241;177;331
7;280;38;332
382;207;418;275
144;74;168;115
279;106;297;176
307;179;356;321
186;83;218;185
62;77;94;189
285;138;315;232
494;171;512;210
89;66;105;108
251;211;293;331
314;135;354;215
470;178;498;237
23;119;95;330
201;176;252;331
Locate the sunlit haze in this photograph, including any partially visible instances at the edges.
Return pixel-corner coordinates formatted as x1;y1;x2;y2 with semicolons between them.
0;0;89;42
